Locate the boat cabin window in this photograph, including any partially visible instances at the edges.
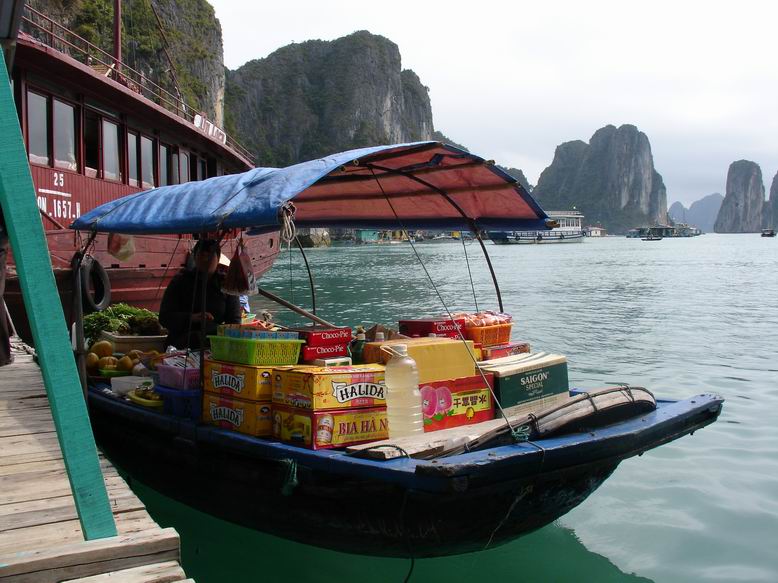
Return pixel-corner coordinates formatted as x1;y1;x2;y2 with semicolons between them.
171;151;180;184
27;91;49;166
127;131;139;187
199;157;207;180
141;136;156;189
102;119;122;182
53;99;77;171
84;110;100;178
179;151;189;184
160;144;170;186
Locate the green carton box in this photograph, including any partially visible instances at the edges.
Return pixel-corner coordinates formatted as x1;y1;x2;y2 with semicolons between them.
478;352;569;409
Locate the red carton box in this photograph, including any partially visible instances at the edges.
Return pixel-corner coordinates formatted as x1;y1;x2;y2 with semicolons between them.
300;343;350;362
420;373;495;432
287;326;352;347
481;342;530;361
398;318;465;339
272;404;388;450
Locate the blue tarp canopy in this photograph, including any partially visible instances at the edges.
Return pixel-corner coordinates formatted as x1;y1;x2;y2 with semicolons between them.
71;142;550;235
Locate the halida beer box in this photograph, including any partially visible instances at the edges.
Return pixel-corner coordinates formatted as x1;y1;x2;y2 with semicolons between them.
420;373;495;432
478;352;570;412
202;393;272;437
398;317;465;338
273;364;386;411
272;404;388;450
204;358;274;401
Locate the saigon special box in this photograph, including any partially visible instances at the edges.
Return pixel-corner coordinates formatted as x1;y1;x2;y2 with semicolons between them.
398;318;465;339
362;337;476;384
202;393;272;437
478;352;569;410
204;358;274;401
300;342;350;362
273;364;386;411
287;326;352;347
272;404;388;450
420;373;495;432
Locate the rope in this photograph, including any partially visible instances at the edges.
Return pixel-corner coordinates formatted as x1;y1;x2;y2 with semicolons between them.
368;168;520;442
344;444;410;458
280;203;296;303
153;235;182;301
461;235;479;312
279;458;298;496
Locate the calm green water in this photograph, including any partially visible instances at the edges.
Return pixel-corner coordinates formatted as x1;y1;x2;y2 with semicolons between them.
126;235;778;582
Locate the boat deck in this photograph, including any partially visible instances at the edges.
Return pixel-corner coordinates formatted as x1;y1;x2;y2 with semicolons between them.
0;342;191;582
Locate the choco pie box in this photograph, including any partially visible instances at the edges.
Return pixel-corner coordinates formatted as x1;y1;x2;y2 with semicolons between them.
398;317;465;339
273;364;386;411
287;326;352;363
421;373;495;432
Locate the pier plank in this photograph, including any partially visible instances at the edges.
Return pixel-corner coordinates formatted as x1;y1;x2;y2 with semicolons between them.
62;560;186;582
0;346;189;581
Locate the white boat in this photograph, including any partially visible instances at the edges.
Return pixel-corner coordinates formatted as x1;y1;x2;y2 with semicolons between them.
490;211;584;244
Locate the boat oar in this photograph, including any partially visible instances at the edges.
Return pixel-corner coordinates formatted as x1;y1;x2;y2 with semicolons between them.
255;286;338;328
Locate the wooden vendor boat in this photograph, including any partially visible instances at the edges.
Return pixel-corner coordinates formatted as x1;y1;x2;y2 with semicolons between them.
71;142;723;558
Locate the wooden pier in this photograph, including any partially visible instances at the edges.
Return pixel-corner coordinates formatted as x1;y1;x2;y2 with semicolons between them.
0;343;191;582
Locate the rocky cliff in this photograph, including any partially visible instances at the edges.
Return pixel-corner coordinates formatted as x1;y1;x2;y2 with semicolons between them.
30;0;225;124
764;173;778;229
531;125;667;233
225;31;434;167
713;161;765;233
668;193;723;233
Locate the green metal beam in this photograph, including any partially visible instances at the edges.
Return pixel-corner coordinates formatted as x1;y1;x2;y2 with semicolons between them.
0;52;116;538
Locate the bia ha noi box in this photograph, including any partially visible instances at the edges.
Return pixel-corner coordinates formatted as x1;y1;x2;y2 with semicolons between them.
273;364;386;411
478;352;570;414
273;405;388;450
202;393;272;437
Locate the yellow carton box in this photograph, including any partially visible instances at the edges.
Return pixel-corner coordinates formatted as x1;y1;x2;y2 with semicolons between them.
362;337;476;384
204;358;274;401
202;393;272;437
272;404;388;450
273;364;386;411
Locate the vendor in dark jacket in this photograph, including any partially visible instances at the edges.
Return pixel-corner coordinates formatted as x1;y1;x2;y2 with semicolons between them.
159;239;240;349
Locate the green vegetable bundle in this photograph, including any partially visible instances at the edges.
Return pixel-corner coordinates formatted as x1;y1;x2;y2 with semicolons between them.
83;304;163;346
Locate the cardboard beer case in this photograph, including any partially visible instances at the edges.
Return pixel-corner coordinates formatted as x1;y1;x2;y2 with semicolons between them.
204;358;274;401
272;404;388;450
362;337;476;384
478;352;569;411
420;373;495;432
480;341;530;361
202;393;272;437
273;364;386;411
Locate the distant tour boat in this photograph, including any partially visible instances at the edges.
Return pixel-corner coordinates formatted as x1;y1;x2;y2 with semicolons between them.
490;210;584;244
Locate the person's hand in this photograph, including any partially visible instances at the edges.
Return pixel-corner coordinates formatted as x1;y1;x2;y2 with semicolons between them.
191;312;214;322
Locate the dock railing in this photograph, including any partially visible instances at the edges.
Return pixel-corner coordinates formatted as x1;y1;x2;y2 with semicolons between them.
21;4;254;164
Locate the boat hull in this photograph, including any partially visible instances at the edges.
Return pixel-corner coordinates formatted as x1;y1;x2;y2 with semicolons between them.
87;391;722;557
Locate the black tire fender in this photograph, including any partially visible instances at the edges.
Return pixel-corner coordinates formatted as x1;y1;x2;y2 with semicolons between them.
80;255;111;313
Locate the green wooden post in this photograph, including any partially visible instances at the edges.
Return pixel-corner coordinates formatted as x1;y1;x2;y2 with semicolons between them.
0;54;117;538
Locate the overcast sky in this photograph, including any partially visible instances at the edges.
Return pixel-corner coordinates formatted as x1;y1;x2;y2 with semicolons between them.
209;0;776;206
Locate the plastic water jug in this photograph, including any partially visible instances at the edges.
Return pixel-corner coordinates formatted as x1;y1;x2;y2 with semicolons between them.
383;344;423;438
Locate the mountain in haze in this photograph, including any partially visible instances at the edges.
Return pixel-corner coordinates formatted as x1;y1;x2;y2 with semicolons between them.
668;193;723;232
531;124;667;233
224;31;434;167
764;172;778;229
714;161;765;233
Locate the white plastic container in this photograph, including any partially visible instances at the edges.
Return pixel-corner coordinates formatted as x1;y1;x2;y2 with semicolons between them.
110;376;153;396
384;344;423;438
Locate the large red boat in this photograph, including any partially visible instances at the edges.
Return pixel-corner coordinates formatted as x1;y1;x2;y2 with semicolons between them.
4;3;278;341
